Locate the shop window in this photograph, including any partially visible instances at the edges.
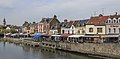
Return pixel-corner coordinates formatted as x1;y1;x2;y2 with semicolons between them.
113;28;116;33
62;30;64;34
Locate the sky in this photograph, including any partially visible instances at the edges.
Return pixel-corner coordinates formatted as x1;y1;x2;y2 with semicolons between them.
0;0;120;25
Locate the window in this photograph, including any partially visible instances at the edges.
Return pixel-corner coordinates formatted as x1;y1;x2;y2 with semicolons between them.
78;30;80;34
62;30;64;34
72;26;74;29
89;28;93;32
68;30;70;34
114;20;116;23
72;30;74;34
119;28;120;33
109;28;111;33
113;28;116;33
97;28;102;33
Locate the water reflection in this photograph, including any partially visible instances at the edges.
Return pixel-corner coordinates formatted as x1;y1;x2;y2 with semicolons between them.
0;42;99;59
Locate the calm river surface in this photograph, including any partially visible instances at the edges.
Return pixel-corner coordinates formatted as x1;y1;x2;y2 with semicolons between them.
0;42;100;59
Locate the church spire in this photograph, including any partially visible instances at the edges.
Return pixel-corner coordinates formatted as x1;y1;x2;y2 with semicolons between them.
3;17;6;26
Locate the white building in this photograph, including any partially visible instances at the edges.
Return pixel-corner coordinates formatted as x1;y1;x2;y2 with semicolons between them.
61;20;81;34
61;25;75;34
106;15;120;34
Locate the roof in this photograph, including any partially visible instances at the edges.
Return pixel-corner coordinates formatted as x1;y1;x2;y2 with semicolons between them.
61;19;89;28
109;15;120;19
87;15;109;25
40;18;53;23
61;20;80;28
23;21;30;27
79;19;89;26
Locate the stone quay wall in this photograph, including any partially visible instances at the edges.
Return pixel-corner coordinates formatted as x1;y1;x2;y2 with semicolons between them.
56;43;120;58
1;38;120;58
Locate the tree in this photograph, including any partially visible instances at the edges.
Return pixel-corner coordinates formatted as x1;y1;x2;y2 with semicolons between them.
10;27;15;33
2;28;6;33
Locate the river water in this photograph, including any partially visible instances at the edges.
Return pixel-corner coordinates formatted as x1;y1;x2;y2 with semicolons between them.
0;42;100;59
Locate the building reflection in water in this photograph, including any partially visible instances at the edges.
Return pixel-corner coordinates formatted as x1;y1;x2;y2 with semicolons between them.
22;45;97;59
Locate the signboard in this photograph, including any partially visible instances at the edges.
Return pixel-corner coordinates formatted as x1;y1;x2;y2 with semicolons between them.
110;25;119;27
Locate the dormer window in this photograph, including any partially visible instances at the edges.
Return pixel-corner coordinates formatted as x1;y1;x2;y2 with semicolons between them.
114;20;116;23
113;18;116;23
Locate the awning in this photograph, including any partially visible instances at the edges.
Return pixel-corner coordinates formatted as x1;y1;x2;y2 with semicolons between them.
61;34;72;37
68;35;84;38
82;35;99;38
101;35;119;38
51;35;62;37
42;34;51;36
11;34;17;36
33;33;42;39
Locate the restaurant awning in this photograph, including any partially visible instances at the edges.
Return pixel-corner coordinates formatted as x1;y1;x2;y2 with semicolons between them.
68;35;84;38
51;35;62;37
82;35;99;38
61;34;72;37
101;35;119;38
33;33;42;39
42;34;51;36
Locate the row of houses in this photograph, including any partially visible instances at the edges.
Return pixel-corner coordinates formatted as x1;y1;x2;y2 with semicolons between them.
1;13;120;43
22;13;120;35
22;13;120;43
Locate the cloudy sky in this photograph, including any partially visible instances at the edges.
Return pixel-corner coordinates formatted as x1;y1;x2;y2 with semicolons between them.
0;0;120;25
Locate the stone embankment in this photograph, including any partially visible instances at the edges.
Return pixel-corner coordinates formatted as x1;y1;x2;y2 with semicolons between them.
58;43;120;58
1;38;120;58
41;42;120;59
1;38;40;47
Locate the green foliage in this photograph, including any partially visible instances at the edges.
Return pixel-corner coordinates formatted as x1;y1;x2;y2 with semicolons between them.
2;29;6;33
10;27;15;33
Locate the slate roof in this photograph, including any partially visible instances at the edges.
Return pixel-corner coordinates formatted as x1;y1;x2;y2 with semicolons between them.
79;19;89;26
61;19;89;28
23;21;30;27
40;18;53;23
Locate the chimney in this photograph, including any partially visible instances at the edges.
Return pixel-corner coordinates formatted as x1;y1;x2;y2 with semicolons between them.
64;19;67;23
53;15;57;19
99;14;103;17
115;12;117;15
